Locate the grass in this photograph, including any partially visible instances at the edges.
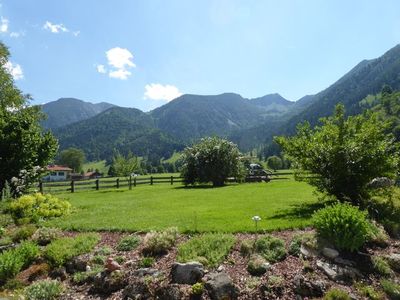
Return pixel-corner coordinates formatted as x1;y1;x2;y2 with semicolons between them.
82;160;109;174
45;178;319;233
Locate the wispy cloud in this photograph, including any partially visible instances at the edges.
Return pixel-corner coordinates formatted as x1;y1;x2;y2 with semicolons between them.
5;61;23;80
43;21;68;33
0;17;8;33
96;64;106;74
144;83;182;102
97;47;136;80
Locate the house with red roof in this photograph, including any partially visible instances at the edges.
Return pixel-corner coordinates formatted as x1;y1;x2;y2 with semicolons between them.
42;165;73;182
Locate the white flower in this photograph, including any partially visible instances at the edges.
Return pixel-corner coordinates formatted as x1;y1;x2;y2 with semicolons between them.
252;216;261;222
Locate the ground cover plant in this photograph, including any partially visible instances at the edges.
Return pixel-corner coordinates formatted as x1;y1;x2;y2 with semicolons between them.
46;177;318;232
116;235;140;251
177;233;235;267
142;227;178;255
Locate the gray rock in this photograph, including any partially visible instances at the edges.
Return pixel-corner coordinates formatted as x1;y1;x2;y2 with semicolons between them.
154;284;183;300
368;177;394;189
384;253;400;272
316;260;362;283
66;256;88;274
49;267;68;281
171;261;204;284
92;270;128;294
322;247;339;260
247;254;270;276
300;244;318;258
205;272;239;300
133;268;161;277
334;257;356;267
122;278;151;300
293;274;327;297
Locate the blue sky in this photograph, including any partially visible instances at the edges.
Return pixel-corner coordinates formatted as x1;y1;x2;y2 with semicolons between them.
2;0;400;111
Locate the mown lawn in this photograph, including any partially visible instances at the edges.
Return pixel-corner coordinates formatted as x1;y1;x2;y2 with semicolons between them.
46;178;320;233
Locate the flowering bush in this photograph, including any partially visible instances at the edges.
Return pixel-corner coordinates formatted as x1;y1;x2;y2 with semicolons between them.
9;193;71;223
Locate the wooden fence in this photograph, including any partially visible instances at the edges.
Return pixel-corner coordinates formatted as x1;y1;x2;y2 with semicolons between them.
35;172;293;194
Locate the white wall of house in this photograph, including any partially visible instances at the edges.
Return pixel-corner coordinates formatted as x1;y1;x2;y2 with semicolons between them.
42;171;70;182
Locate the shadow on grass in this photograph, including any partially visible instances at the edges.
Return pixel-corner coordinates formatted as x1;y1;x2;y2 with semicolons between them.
174;184;233;190
267;201;328;221
97;190;126;194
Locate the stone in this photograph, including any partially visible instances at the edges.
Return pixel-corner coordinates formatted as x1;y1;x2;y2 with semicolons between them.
16;263;50;284
247;254;270;276
384;253;400;272
368;177;394;189
300;244;318;258
217;265;224;272
133;268;161;277
316;260;362;283
92;270;128;294
154;284;183;300
105;257;121;272
334;257;356;267
171;262;204;284
122;278;151;300
322;247;339;260
49;267;68;281
205;272;239;300
66;256;88;274
293;274;327;297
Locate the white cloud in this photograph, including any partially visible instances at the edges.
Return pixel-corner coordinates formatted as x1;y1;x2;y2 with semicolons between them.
43;21;68;33
72;30;80;37
109;69;131;80
4;61;23;80
0;17;8;33
96;64;106;74
144;83;182;102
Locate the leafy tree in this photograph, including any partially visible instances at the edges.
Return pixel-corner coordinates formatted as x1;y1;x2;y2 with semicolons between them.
266;156;283;171
181;137;244;187
276;104;399;205
57;148;85;172
111;151;139;177
0;43;58;195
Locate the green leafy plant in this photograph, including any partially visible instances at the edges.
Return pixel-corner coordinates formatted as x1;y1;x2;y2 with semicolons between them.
11;224;37;242
138;256;155;268
177;233;235;267
24;279;64;300
372;256;393;277
91;255;105;265
355;282;384;300
239;239;253;257
44;233;100;267
95;246;112;256
116;235;140;251
381;279;400;299
191;282;204;295
288;233;316;256
313;203;371;251
142;227;178;255
72;265;104;285
32;227;62;246
9;193;71;223
323;288;351;300
254;235;286;263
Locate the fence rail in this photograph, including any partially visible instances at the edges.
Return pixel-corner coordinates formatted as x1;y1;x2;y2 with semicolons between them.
34;172;291;194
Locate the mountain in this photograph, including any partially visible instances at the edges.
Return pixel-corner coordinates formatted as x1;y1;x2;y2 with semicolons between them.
249;93;294;116
150;93;270;143
41;98;115;129
54;107;183;161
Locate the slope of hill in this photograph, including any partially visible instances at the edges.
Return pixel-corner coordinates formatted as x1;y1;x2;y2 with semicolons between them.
249;93;295;116
54;107;183;161
41;98;115;129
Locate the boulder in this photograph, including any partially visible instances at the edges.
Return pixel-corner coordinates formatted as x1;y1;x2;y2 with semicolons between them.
92;270;128;294
154;284;183;300
300;244;318;258
133;268;161;277
316;260;362;283
322;247;339;260
171;262;204;284
247;254;270;276
66;256;88;274
384;253;400;272
293;274;327;297
49;267;68;281
205;272;239;300
16;263;50;284
334;257;356;267
122;278;151;300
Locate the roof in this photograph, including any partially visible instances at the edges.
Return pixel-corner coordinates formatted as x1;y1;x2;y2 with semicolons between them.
47;165;73;171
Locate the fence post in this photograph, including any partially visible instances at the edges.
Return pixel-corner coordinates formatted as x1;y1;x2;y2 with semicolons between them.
116;178;120;189
150;176;153;185
129;175;132;190
71;180;75;193
171;176;173;185
134;177;137;187
39;181;43;194
96;179;99;191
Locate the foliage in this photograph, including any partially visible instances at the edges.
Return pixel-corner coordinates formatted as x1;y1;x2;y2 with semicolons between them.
57;147;85;172
91;255;105;265
9;193;71;223
323;288;351;300
116;235;140;251
355;282;383;300
191;282;204;295
0;241;39;282
254;235;286;263
94;246;112;256
72;265;103;285
110;151;139;178
372;256;393;277
44;233;100;267
138;257;155;268
177;233;235;267
288;233;315;256
181;137;245;187
312;203;371;251
24;279;64;300
247;254;269;276
32;227;62;246
11;224;37;242
142;227;178;255
239;239;253;257
381;279;400;300
266;156;283;171
276;104;399;205
0;43;58;196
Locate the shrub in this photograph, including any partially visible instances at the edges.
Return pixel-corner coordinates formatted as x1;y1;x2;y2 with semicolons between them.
32;227;62;246
138;256;155;268
72;265;104;285
372;256;393;277
0;227;4;237
381;279;400;299
44;233;100;267
114;256;125;264
9;193;71;223
142;227;178;255
11;224;37;242
191;282;204;295
116;235;140;251
367;221;390;247
239;239;253;257
91;255;105;265
24;279;64;300
288;233;316;256
355;282;384;300
177;234;235;268
313;203;371;251
0;241;39;282
247;254;269;276
254;235;286;263
323;288;351;300
95;246;112;256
